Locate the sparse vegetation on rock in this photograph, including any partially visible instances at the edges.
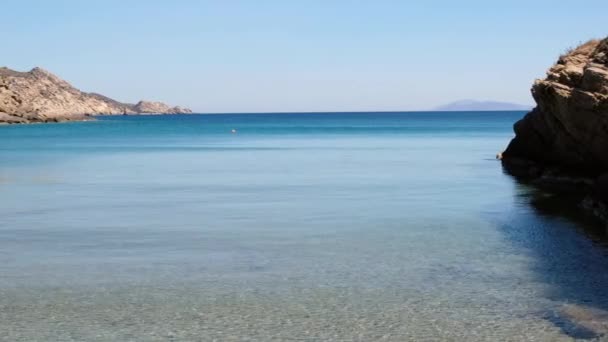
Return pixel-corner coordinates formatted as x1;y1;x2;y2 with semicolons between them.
0;67;192;124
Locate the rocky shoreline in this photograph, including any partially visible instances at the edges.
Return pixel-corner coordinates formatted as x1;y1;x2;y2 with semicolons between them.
0;67;191;124
501;37;608;227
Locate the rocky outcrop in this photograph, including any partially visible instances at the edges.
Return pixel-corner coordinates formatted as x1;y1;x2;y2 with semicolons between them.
133;101;191;114
0;66;192;124
501;37;608;225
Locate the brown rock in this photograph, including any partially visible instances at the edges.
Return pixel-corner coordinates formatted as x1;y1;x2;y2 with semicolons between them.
502;37;608;225
582;65;608;94
0;66;192;124
133;101;193;114
502;38;608;172
0;112;28;124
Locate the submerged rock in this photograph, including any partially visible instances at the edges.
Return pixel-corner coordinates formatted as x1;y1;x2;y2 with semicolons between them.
502;37;608;225
0;66;192;124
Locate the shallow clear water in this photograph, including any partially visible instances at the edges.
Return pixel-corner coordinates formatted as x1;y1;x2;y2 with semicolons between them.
2;112;608;341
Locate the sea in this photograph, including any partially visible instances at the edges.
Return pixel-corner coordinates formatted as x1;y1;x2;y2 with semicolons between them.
2;112;608;341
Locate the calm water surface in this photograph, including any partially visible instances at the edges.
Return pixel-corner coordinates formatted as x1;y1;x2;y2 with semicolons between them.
2;112;608;341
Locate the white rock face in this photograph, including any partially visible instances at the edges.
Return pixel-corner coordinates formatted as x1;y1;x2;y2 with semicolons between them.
0;67;192;123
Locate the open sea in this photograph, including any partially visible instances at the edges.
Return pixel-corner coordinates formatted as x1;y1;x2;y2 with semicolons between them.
3;112;608;341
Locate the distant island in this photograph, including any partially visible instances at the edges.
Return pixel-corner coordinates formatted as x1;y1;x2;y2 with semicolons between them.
0;67;192;124
434;100;532;111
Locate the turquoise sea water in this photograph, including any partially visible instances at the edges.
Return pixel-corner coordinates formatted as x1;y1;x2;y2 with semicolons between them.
3;112;608;341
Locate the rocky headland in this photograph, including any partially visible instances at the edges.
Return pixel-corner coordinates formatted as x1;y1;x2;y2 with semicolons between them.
501;37;608;225
0;67;191;124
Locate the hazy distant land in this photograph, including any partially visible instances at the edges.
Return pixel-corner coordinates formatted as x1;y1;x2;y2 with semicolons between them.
434;100;532;111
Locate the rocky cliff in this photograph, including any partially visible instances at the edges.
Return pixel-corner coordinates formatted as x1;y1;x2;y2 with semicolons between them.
133;100;190;114
501;37;608;223
0;67;192;123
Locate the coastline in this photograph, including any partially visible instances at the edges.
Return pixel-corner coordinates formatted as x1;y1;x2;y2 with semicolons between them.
0;66;192;124
500;37;608;228
0;114;95;125
0;113;196;125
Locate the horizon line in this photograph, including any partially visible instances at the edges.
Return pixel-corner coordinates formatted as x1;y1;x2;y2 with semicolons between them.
165;109;532;115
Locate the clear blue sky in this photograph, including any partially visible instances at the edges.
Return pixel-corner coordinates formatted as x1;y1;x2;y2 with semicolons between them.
3;0;607;112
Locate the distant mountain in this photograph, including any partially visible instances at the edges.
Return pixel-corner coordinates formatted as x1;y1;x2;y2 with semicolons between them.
433;100;532;111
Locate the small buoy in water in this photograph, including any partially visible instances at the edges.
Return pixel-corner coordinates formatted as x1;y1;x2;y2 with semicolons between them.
496;152;503;160
231;129;237;134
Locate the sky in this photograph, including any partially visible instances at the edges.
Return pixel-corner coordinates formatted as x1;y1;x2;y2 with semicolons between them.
2;0;607;113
